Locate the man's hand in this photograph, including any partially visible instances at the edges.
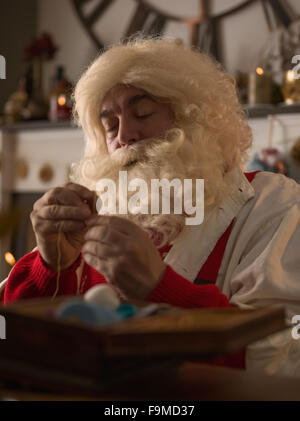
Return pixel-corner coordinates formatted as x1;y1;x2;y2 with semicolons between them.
82;215;167;300
31;183;96;271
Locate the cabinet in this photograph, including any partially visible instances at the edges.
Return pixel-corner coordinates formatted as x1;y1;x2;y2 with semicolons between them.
0;122;84;279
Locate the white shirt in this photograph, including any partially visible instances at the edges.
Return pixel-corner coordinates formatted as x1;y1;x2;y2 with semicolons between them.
166;167;300;377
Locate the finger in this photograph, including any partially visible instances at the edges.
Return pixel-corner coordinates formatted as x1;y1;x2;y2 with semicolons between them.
82;240;121;259
82;195;98;215
85;214;137;235
83;252;130;295
63;182;94;201
83;252;109;276
84;224;128;244
33;217;86;235
34;187;85;210
34;184;95;211
64;183;97;213
38;204;91;221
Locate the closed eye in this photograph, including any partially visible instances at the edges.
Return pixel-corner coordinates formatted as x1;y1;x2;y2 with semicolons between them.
107;124;118;132
136;112;155;120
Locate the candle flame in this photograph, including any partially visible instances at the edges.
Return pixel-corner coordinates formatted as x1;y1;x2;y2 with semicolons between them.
286;70;295;82
58;95;66;106
256;67;264;76
5;252;15;266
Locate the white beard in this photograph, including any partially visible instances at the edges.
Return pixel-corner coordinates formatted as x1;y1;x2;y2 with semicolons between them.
75;127;225;248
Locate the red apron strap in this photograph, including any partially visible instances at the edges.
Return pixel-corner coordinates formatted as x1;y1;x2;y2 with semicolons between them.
196;220;235;284
244;170;260;183
196;171;259;284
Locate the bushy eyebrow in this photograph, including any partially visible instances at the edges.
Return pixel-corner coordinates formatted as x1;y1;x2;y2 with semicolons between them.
128;94;154;106
100;94;155;119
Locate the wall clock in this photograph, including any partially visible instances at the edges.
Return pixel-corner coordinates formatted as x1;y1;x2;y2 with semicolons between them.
72;0;296;64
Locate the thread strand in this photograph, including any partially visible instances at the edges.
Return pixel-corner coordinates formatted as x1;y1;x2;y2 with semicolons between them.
52;222;62;300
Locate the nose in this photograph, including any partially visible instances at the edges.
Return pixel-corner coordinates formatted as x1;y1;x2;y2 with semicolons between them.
117;116;140;147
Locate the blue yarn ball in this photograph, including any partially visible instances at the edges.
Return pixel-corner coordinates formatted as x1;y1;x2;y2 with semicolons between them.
116;303;138;319
55;299;122;327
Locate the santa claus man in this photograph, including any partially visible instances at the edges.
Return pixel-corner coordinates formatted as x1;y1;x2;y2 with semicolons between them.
2;38;300;377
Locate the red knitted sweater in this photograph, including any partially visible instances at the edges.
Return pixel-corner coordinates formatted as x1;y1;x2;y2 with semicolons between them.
3;245;230;307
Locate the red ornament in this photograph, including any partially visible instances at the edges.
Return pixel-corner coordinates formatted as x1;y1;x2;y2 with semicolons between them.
24;32;58;62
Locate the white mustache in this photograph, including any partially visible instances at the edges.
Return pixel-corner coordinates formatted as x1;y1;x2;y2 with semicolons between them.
109;128;185;169
80;128;187;188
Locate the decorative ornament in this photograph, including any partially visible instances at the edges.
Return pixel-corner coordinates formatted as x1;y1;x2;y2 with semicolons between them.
248;115;289;175
247;67;273;105
247;9;298;88
49;66;73;121
24;32;58;62
281;70;300;104
290;137;300;184
290;137;300;163
3;75;28;123
17;159;29;179
22;32;59;121
39;163;54;183
250;148;288;175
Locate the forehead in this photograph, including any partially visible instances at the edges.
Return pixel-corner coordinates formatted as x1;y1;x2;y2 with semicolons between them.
101;85;154;115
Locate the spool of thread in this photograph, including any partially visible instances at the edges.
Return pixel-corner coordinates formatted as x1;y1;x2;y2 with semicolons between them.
83;284;121;309
55;299;122;327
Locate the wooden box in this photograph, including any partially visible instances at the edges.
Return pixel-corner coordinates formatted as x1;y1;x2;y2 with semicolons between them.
0;297;287;395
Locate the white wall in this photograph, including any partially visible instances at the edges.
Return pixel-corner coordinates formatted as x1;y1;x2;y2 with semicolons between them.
37;0;300;93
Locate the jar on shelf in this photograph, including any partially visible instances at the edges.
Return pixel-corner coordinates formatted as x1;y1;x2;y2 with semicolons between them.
49;66;73;121
281;70;300;104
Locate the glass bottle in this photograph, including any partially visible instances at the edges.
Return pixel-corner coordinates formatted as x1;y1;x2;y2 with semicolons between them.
49;66;72;121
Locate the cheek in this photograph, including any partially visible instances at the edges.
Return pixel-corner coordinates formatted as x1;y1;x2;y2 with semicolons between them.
152;110;174;136
107;139;118;154
163;113;175;131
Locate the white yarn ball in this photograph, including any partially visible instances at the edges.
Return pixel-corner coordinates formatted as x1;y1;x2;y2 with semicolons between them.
83;284;121;309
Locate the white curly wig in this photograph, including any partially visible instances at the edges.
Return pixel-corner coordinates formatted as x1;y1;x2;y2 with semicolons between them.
71;36;252;210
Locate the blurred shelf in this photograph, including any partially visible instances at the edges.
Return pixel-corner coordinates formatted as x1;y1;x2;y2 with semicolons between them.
0;120;77;132
1;104;300;130
244;103;300;118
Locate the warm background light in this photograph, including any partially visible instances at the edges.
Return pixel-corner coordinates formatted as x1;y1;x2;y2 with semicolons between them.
58;95;66;106
286;70;295;82
256;67;264;76
5;252;15;266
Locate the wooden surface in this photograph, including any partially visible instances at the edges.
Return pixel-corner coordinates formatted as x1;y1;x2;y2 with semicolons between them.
1;296;287;357
1;362;300;401
106;361;300;401
0;296;288;396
